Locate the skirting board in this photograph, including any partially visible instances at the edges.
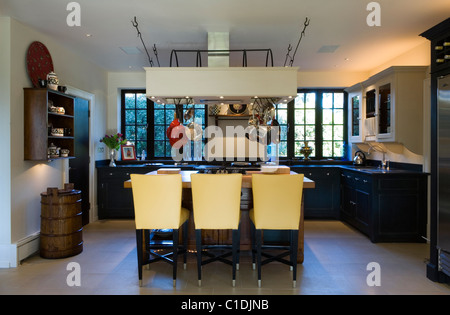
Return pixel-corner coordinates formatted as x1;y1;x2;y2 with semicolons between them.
17;232;40;263
0;232;40;268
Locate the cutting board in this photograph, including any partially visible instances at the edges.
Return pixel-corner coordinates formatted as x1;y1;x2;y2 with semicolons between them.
157;168;181;174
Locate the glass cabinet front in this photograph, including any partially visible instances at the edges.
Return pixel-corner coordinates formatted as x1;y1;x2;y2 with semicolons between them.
378;83;391;134
351;95;360;137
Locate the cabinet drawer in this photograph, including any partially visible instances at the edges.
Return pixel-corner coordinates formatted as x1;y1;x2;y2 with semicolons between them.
341;172;372;191
295;167;339;180
98;168;150;179
378;178;419;191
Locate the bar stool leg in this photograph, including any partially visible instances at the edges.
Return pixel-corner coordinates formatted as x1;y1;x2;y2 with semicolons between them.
232;229;239;287
195;229;202;286
291;230;299;288
256;229;262;287
172;229;179;287
183;221;188;270
136;229;143;287
250;222;256;270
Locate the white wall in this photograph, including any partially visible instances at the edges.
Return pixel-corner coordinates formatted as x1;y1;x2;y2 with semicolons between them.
0;17;13;267
0;18;108;267
297;70;369;88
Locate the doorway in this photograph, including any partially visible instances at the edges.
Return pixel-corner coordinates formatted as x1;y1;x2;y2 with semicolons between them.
70;97;90;225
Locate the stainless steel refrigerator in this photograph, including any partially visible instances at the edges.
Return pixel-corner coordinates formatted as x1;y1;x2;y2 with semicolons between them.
438;74;450;276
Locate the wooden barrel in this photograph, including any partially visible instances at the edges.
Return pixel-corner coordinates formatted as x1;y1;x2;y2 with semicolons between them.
40;183;83;259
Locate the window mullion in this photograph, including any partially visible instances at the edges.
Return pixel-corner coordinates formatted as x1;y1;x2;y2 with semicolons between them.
287;99;295;158
315;91;323;159
148;99;155;159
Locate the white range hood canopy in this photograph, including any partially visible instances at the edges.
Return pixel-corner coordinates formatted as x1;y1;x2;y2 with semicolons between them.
145;31;298;106
145;66;299;105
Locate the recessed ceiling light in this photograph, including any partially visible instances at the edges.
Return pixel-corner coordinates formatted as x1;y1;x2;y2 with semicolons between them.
86;34;92;37
120;46;143;55
318;45;340;53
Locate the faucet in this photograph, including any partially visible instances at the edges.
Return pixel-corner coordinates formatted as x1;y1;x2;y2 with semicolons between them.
366;143;388;169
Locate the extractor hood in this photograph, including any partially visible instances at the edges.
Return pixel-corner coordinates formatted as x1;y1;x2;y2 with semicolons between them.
145;32;298;106
145;66;299;105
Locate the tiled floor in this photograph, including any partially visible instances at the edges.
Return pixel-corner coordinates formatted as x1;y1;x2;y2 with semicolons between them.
1;220;449;295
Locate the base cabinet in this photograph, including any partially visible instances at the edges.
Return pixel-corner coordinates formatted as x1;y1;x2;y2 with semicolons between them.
340;169;428;242
97;167;157;219
340;171;371;235
292;167;341;219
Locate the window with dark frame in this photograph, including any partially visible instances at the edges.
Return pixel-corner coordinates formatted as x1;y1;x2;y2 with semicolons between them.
122;90;149;159
121;90;207;159
274;90;347;160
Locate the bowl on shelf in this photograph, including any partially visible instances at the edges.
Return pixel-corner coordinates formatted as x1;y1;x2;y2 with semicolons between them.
51;128;64;137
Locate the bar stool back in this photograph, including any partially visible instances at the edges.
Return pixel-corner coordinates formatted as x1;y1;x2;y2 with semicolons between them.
131;174;189;287
250;173;304;287
191;173;242;286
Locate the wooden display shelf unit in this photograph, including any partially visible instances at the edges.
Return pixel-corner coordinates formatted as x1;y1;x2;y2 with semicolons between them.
24;88;75;161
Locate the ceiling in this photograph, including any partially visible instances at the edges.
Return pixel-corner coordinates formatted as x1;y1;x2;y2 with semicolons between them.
1;0;449;72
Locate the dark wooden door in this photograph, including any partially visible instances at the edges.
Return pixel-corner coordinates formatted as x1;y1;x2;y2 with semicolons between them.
69;97;90;225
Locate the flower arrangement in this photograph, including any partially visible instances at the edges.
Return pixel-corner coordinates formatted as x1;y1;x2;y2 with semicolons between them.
100;133;127;150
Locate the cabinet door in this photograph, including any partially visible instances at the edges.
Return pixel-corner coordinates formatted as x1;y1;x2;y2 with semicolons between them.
99;177;135;219
341;184;355;219
348;92;364;143
300;168;340;218
377;83;392;135
355;188;370;234
97;168;152;219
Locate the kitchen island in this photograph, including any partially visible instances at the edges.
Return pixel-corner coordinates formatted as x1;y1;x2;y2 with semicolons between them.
123;169;315;263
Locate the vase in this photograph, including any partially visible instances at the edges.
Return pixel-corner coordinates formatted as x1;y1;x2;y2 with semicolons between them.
300;141;313;160
46;71;59;91
109;149;117;167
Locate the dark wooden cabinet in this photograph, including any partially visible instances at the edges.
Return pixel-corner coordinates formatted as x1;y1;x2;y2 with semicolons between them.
24;88;75;160
292;167;341;219
340;170;372;235
340;169;428;243
97;167;155;219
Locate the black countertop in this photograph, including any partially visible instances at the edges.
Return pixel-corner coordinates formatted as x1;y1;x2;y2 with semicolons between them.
96;159;428;175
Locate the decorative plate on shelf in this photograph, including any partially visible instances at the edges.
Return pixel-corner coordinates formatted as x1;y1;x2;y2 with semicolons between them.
228;104;248;115
26;41;54;88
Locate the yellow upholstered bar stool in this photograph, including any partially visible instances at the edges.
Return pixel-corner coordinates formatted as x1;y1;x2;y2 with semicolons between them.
250;173;304;288
130;174;189;287
190;173;242;286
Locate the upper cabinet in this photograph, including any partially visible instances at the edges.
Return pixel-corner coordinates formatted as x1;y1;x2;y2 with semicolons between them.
345;66;428;154
346;84;364;143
